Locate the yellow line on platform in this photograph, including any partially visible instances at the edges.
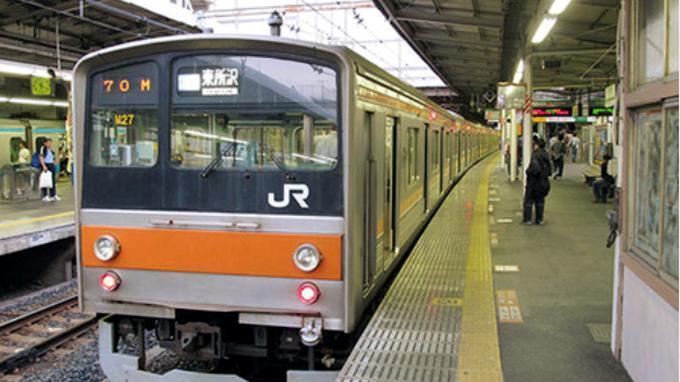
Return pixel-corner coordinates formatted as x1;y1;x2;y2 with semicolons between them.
0;211;74;229
457;156;503;382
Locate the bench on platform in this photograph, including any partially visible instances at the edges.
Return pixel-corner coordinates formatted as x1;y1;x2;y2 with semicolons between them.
581;163;601;185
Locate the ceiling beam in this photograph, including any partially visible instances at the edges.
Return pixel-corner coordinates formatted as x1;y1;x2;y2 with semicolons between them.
400;4;504;19
394;9;503;29
430;48;502;61
572;0;620;8
413;32;501;48
0;38;80;62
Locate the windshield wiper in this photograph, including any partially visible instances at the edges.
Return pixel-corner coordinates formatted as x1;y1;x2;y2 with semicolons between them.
200;142;235;178
260;142;294;180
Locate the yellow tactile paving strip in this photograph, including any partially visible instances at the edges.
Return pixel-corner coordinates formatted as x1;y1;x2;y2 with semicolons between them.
337;156;502;381
0;211;74;229
457;159;503;382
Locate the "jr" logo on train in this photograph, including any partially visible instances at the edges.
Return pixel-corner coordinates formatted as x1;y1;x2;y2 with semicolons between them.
267;184;310;209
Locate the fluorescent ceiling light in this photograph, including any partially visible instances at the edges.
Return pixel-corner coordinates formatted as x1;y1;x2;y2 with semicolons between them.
513;59;525;84
548;0;572;15
9;97;53;106
0;60;72;81
0;63;33;76
1;95;69;107
51;101;70;108
531;17;557;44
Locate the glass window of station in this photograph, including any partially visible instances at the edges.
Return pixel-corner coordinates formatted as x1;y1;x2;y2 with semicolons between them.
170;55;338;172
628;100;679;285
89;62;159;167
633;0;678;86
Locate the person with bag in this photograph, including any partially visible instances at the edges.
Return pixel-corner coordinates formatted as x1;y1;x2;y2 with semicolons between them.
522;136;552;225
550;133;567;179
38;138;60;202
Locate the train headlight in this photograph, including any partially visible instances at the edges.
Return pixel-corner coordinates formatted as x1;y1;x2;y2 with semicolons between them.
94;235;120;262
293;244;322;272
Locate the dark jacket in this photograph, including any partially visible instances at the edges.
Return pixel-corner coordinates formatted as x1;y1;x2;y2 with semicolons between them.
601;159;615;184
526;147;552;197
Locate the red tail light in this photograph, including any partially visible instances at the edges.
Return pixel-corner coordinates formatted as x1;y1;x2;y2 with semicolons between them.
297;282;320;304
99;271;121;292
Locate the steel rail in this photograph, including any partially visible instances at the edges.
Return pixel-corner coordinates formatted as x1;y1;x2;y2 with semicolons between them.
0;295;98;375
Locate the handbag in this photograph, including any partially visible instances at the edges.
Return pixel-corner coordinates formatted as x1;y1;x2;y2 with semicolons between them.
39;171;53;189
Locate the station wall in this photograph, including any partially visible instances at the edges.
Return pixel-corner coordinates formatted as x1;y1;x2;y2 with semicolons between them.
620;268;678;382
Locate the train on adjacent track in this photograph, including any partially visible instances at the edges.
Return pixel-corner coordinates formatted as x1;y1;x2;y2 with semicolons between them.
72;35;498;381
0;119;66;167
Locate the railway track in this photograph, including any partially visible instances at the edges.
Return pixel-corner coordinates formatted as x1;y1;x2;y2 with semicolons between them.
0;295;98;376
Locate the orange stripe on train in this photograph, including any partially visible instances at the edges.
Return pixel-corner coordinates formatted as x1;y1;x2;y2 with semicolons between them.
81;226;342;280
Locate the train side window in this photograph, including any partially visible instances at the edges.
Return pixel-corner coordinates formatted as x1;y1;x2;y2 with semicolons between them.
407;127;419;184
432;129;440;167
9;137;22;164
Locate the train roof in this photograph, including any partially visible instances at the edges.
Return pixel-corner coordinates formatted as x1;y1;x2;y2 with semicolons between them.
74;34;491;133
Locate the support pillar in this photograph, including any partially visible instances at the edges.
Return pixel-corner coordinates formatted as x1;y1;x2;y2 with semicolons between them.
500;109;507;167
522;58;533;188
510;108;518;181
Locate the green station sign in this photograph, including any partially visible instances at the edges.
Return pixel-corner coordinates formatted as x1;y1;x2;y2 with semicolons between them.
30;76;53;96
589;106;614;116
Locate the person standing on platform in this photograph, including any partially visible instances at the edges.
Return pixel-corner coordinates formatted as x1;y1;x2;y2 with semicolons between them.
550;133;567;179
571;133;581;162
17;140;30;165
522;136;552;225
593;153;615;203
39;138;60;202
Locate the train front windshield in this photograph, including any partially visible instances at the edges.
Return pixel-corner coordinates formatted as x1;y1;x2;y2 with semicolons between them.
84;54;342;215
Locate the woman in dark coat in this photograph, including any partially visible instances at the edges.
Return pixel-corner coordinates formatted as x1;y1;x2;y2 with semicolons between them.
522;136;552;225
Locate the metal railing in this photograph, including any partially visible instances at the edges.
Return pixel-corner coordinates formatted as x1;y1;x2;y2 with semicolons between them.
0;165;41;202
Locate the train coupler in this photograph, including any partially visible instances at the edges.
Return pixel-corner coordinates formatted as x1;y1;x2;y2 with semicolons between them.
299;317;323;346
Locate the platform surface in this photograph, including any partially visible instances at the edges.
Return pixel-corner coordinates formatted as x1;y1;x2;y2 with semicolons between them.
0;180;75;256
490;162;631;382
338;158;632;382
338;156;501;382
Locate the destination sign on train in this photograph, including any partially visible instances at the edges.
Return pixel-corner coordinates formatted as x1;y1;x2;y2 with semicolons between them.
177;67;240;96
113;113;135;126
91;62;158;106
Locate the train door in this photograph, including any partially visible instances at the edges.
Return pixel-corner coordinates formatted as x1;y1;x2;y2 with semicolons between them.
423;124;429;213
383;116;397;264
438;129;443;193
363;112;377;290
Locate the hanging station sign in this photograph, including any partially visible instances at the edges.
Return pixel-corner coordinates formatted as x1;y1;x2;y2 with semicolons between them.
533;116;598;123
496;83;526;109
532;107;572;117
484;109;501;122
589;106;614;116
30;76;52;96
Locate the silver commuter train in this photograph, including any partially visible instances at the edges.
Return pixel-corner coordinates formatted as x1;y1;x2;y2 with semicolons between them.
72;35;498;381
0;119;66;167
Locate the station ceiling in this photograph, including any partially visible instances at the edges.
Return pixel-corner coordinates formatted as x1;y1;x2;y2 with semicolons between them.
373;0;619;113
0;0;200;70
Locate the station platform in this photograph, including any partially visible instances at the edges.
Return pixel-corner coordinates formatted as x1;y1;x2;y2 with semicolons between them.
0;180;74;256
337;156;631;382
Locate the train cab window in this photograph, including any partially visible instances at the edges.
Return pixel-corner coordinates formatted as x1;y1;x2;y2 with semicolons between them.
88;62;159;167
170;55;338;172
